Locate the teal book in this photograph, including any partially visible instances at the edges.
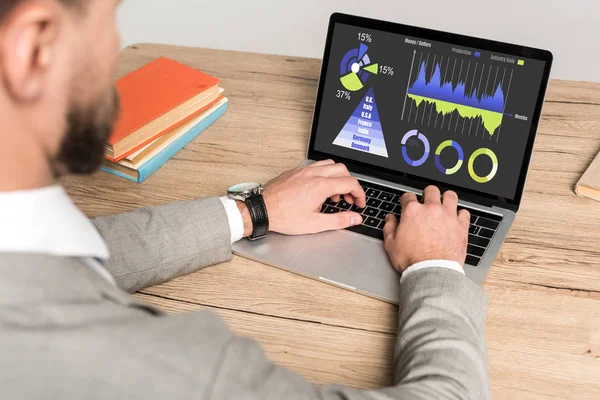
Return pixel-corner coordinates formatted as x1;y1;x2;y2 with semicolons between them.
101;101;228;183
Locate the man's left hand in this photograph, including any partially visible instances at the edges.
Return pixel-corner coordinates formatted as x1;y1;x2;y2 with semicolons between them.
238;160;366;236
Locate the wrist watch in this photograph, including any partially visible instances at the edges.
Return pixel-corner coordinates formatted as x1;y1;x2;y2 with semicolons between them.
227;182;269;241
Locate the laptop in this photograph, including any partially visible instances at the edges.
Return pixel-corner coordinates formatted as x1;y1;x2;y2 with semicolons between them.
233;13;553;303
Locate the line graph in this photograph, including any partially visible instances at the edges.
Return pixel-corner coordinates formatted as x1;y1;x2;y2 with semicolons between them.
402;50;513;141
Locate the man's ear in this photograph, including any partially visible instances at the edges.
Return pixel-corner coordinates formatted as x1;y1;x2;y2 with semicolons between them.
0;2;59;102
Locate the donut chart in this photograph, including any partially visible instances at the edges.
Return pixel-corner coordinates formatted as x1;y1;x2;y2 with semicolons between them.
435;140;464;175
468;148;499;183
401;130;430;167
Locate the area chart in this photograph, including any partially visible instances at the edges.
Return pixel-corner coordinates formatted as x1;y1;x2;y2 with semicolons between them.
402;52;513;138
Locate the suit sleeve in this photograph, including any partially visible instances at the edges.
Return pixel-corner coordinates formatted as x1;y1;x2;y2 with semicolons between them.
204;268;490;400
91;197;232;293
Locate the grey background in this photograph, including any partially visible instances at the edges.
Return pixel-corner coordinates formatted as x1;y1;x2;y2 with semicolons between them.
117;0;598;82
313;23;547;200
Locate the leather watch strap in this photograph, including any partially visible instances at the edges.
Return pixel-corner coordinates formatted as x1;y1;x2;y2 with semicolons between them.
246;194;269;240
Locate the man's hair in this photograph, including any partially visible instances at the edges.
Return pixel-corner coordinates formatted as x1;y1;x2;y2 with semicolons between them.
0;0;81;22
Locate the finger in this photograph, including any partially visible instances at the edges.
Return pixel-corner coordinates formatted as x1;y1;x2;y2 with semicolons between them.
311;211;362;233
423;186;441;204
331;195;341;203
383;213;398;247
310;163;352;178
307;159;335;168
458;209;471;228
442;190;459;213
400;192;418;210
343;194;355;205
325;176;366;208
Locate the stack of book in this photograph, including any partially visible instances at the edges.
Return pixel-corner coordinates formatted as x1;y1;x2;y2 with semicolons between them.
102;57;228;182
575;150;600;202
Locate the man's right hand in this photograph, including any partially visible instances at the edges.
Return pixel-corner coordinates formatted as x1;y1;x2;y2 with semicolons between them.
383;186;470;273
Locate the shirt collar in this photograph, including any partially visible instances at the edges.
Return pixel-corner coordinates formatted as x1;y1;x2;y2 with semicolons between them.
0;185;109;260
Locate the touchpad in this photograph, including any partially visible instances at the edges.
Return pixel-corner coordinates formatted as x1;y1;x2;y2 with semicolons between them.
291;230;401;303
233;230;401;303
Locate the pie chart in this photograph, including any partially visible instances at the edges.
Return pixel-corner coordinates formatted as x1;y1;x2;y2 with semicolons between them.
340;43;379;92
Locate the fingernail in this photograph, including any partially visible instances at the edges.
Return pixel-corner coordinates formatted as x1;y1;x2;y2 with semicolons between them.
351;216;361;226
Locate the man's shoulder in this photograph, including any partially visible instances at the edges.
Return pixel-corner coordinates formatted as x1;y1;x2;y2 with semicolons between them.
0;278;234;399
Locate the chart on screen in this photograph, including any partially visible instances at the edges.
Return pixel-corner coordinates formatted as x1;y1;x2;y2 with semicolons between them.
339;43;380;92
401;50;514;141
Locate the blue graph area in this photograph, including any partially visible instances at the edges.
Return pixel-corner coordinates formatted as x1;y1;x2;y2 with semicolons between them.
408;61;505;114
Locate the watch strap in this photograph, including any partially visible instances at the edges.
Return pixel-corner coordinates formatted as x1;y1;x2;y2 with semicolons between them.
246;194;269;240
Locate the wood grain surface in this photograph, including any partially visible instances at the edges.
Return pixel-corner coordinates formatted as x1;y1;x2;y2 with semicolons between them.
61;44;600;399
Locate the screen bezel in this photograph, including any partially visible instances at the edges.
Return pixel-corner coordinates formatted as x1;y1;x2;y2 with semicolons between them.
307;13;553;211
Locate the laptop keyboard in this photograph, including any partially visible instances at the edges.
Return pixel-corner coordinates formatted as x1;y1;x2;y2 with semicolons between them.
320;180;502;267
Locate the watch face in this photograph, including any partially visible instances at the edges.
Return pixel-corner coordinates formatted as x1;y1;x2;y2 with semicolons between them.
228;183;263;201
229;182;261;194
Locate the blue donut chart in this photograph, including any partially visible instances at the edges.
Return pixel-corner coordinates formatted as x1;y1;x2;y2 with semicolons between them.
401;130;430;167
434;140;464;175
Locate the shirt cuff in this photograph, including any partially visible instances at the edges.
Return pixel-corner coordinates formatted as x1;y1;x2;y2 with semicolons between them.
219;197;244;244
400;260;465;284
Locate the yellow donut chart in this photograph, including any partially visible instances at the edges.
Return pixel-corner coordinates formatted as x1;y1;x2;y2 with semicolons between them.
468;148;499;183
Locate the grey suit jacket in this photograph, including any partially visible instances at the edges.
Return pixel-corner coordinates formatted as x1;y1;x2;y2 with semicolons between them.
0;197;490;399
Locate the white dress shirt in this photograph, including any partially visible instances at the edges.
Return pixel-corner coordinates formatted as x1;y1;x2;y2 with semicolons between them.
0;185;115;285
0;187;463;286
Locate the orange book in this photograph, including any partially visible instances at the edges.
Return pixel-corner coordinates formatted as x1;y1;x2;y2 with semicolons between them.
120;95;224;168
106;57;220;162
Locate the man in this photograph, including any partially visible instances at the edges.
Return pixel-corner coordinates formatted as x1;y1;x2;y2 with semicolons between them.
0;0;490;399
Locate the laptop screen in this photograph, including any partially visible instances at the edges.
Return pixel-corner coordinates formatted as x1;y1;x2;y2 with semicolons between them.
309;16;552;206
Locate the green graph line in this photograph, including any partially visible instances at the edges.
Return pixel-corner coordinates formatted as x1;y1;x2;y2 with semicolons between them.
408;94;504;136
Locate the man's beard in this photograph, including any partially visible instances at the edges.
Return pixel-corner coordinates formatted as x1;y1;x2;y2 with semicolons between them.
53;88;120;176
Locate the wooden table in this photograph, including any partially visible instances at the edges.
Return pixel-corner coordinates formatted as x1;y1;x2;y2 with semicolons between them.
62;44;600;399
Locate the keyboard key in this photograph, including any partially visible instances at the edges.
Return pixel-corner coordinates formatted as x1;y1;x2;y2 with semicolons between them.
364;217;381;228
377;210;391;220
477;217;500;230
391;194;403;203
325;198;338;206
365;189;381;198
469;225;481;235
469;235;490;248
470;215;478;224
479;227;495;239
378;192;394;202
350;205;365;213
337;200;352;210
378;219;387;229
363;207;379;217
467;244;485;257
323;206;340;214
346;223;383;241
367;197;381;207
320;204;327;213
465;255;481;267
380;202;395;212
366;198;382;208
393;205;402;214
